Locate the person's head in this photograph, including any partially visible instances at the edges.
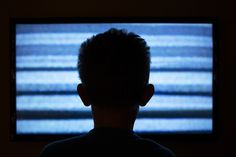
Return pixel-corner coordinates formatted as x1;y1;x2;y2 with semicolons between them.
77;28;154;124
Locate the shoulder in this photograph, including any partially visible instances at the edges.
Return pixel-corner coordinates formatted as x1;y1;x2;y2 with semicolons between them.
39;134;89;157
133;137;176;157
39;132;176;157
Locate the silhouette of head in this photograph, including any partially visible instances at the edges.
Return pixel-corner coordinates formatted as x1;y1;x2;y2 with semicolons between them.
77;28;153;108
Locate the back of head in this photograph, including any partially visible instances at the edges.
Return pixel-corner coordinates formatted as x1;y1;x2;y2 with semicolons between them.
78;28;150;107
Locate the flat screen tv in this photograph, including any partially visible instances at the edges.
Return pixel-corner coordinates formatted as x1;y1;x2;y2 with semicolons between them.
10;17;218;140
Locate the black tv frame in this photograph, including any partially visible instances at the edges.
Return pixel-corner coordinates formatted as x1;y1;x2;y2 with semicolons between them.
10;17;219;142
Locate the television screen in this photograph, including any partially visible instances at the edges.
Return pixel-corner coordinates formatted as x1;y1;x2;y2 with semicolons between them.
12;18;215;138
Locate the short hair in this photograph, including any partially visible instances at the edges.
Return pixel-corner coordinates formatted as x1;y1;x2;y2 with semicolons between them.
78;28;150;107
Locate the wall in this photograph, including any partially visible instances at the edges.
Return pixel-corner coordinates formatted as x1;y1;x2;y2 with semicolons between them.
0;0;235;156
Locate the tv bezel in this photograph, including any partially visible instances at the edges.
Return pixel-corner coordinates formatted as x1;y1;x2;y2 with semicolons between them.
10;17;219;142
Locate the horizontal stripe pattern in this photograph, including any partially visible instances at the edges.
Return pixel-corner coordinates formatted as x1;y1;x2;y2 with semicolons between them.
17;56;212;71
16;23;212;36
16;71;211;85
17;110;212;119
17;118;212;134
17;33;212;47
16;45;212;57
17;95;212;111
15;23;213;134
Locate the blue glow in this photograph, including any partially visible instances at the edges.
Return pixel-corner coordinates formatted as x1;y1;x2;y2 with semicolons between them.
17;118;212;134
15;23;213;134
17;56;212;69
17;95;212;111
16;33;212;47
16;71;212;84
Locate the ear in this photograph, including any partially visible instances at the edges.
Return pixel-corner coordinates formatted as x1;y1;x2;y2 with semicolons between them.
77;84;91;107
139;84;154;107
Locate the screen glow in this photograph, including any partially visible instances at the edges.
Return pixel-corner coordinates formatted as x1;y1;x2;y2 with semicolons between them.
15;23;213;134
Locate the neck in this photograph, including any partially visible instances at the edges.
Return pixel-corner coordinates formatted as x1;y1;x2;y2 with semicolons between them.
91;105;139;130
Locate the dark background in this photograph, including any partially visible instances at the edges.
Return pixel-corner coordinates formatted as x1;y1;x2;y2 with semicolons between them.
0;0;235;156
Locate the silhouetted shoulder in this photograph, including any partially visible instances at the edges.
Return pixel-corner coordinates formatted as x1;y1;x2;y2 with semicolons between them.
39;134;95;157
133;137;176;157
39;129;175;157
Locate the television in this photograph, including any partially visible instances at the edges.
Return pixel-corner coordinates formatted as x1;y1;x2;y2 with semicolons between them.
10;17;218;140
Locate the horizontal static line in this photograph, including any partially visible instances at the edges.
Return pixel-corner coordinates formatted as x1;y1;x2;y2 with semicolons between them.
16;84;212;93
16;34;213;47
16;83;212;90
16;71;212;85
16;67;212;72
16;94;212;111
16;104;212;113
16;45;213;57
16;118;212;134
16;110;212;120
16;91;212;97
16;55;213;63
16;130;212;135
16;84;212;95
126;23;212;27
16;23;212;35
16;56;212;70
